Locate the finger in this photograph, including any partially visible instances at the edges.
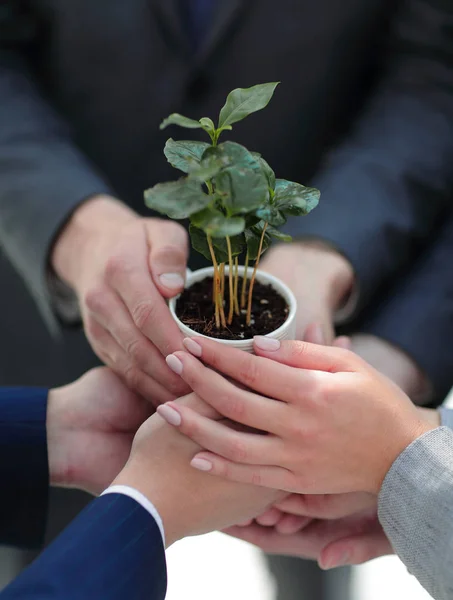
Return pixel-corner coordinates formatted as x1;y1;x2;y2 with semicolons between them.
333;336;352;350
252;338;363;373
86;318;175;406
235;519;254;527
179;337;324;405
223;523;325;559
304;323;326;345
167;350;289;433
146;219;189;298
86;290;189;396
157;404;285;466
275;514;312;535
188;451;296;491
105;226;184;356
320;531;393;568
255;508;285;527
275;493;376;520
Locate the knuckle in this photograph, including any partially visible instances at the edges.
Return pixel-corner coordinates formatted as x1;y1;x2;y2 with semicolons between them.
84;286;108;314
105;254;132;281
250;470;263;486
131;300;157;331
125;338;146;364
219;391;245;420
123;365;141;391
237;359;260;389
228;436;248;462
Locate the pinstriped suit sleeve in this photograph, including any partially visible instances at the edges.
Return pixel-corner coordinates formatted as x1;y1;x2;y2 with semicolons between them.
1;493;167;600
0;387;49;549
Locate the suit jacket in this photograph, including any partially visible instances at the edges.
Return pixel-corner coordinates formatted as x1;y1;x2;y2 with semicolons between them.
0;0;452;398
0;387;167;599
2;493;167;600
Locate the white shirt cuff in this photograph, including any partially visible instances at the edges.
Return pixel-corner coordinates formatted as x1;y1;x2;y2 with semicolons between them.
101;485;165;546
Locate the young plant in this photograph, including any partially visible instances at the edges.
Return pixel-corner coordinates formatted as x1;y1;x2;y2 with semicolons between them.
144;83;320;331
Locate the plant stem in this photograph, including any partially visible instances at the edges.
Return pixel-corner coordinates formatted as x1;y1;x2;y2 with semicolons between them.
207;235;226;329
233;257;240;316
226;236;235;325
220;263;225;300
241;250;249;309
246;223;268;326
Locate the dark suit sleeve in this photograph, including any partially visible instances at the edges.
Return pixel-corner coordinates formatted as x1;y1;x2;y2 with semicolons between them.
0;387;49;549
0;5;113;330
358;212;453;405
1;494;168;600
285;0;453;312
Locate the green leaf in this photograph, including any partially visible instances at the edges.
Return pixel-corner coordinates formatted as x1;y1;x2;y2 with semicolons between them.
274;179;320;216
245;227;271;261
189;224;229;263
144;179;210;219
255;205;287;227
191;208;246;238
267;226;292;242
251;152;276;190
199;117;216;133
218;82;280;129
164;139;210;174
205;142;269;215
160;113;203;130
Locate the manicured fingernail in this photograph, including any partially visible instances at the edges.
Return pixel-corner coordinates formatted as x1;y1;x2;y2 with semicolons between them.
183;337;203;357
157;404;182;426
253;336;281;351
190;457;213;472
159;273;185;289
166;354;183;375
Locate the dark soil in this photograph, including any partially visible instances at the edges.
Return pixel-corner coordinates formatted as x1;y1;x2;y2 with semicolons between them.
175;276;289;340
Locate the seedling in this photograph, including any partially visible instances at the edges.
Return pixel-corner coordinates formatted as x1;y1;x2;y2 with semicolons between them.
145;83;320;333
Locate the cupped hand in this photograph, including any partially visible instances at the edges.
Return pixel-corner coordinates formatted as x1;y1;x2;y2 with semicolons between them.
47;367;152;496
113;392;284;547
158;336;436;494
52;196;191;406
260;242;354;344
225;495;393;569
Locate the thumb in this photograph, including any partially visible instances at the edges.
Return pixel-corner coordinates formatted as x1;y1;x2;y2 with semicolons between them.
146;220;189;298
319;530;393;569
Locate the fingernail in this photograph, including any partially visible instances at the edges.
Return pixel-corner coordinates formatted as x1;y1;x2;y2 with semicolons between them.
190;457;213;472
322;550;350;570
253;336;281;351
159;273;185;289
166;354;183;375
157;404;182;427
183;337;203;357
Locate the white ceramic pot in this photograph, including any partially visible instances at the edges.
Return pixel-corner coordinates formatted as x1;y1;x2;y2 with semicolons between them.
169;266;297;352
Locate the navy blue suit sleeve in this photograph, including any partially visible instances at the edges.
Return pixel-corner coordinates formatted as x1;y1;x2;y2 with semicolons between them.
360;212;453;405
1;494;168;600
285;0;453;312
0;387;49;549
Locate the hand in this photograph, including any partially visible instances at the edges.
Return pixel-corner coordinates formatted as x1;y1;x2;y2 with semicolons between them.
47;367;152;495
225;494;393;569
112;393;284;547
52;195;190;405
159;336;437;494
260;241;354;343
349;333;431;404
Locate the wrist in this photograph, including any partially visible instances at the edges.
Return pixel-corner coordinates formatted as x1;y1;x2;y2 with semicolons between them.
112;463;184;547
46;387;72;488
51;194;138;290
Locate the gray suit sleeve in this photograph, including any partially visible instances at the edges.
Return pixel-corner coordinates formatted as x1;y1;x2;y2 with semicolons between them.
0;13;113;330
378;427;453;600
